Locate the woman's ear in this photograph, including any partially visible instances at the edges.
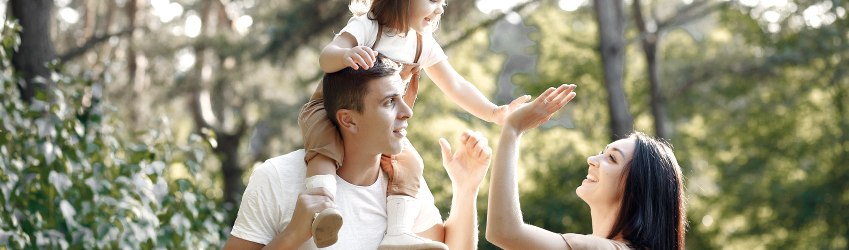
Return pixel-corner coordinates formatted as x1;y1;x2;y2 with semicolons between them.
336;109;357;133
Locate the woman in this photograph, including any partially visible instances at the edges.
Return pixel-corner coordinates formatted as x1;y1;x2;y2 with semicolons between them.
485;84;686;249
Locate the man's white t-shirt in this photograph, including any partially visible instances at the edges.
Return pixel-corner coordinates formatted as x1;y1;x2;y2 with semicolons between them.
230;150;443;250
338;15;448;69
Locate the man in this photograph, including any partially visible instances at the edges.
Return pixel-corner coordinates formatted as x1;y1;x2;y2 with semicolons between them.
223;56;491;250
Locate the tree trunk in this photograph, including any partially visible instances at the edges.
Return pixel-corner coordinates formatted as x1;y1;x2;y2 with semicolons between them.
126;0;147;125
593;0;633;141
81;0;96;45
646;43;668;139
632;0;669;139
10;0;56;102
187;0;245;216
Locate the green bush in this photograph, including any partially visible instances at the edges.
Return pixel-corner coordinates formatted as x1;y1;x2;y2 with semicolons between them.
0;21;228;249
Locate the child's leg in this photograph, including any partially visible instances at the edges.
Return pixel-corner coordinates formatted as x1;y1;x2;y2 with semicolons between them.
299;97;345;248
378;138;447;250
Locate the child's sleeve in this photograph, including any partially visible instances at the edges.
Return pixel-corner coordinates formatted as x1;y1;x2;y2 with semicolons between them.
421;35;449;69
336;16;379;47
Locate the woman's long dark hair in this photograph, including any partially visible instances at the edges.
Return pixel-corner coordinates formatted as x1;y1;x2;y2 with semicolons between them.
607;132;687;249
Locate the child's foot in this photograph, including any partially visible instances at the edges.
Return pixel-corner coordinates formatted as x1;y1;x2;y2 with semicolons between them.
377;233;448;250
378;195;448;250
312;207;343;248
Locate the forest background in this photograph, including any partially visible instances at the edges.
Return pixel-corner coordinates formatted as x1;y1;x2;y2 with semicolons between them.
1;0;847;249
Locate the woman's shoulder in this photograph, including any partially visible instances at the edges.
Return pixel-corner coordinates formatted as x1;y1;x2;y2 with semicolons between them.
562;233;632;250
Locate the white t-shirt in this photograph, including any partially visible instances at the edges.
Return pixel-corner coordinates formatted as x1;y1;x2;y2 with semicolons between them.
338;15;448;69
230;150;443;250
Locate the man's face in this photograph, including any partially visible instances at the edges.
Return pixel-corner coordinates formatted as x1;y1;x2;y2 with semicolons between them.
350;73;412;155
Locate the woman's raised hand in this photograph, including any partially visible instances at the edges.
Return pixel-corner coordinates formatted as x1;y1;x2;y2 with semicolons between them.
505;84;576;134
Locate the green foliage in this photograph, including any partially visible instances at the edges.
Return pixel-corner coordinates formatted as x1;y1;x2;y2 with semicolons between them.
419;1;849;249
0;21;228;249
661;3;849;249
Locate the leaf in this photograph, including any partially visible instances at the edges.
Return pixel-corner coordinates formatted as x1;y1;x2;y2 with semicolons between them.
59;200;77;228
48;171;71;194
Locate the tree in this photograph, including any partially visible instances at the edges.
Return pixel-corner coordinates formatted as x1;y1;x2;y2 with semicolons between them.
593;0;633;140
631;0;727;139
0;20;227;250
9;0;55;102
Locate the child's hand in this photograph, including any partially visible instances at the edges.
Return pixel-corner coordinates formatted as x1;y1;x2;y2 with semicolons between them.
492;95;532;125
344;46;378;70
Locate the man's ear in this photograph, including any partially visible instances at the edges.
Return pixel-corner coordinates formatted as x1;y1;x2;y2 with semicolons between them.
336;109;357;133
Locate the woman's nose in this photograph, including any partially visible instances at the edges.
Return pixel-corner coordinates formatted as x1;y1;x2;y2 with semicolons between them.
587;156;598;168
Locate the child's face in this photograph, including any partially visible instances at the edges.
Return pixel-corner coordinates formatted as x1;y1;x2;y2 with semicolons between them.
409;0;445;33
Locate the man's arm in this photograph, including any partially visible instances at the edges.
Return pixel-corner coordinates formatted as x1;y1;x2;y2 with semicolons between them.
438;131;493;249
223;187;336;250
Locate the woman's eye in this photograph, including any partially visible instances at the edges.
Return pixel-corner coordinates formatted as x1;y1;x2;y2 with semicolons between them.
609;155;616;163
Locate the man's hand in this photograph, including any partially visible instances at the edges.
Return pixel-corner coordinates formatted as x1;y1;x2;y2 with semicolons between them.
439;130;492;192
279;187;337;245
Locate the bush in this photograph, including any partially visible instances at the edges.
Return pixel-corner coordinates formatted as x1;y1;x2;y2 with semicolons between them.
0;21;228;249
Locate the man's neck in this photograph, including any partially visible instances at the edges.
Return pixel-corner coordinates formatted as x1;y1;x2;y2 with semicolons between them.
336;140;382;186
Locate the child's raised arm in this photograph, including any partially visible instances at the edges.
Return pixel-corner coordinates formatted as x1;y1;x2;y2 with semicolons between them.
425;60;531;125
319;32;378;73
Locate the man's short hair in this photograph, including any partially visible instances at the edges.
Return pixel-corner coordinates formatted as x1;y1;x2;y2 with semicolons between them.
323;55;401;127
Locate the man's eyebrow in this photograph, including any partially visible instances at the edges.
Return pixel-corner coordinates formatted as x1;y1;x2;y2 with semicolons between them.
383;93;400;100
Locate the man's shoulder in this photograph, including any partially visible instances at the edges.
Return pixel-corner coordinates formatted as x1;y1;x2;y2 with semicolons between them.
250;149;307;183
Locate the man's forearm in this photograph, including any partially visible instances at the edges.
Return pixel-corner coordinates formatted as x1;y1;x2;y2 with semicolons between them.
443;186;480;249
262;224;310;250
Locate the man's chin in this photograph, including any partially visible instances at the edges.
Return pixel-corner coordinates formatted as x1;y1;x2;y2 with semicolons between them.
387;142;404;155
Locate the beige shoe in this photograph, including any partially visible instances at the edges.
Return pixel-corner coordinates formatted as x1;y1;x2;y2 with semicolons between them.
312;207;343;248
378;196;448;250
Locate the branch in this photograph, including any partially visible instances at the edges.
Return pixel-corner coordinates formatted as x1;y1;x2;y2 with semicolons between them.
441;0;541;50
657;1;727;31
58;27;140;63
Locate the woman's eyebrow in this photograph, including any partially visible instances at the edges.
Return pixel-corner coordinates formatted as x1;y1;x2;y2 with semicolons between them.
611;147;625;160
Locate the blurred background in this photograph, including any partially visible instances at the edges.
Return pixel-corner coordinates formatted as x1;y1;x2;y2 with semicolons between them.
1;0;847;249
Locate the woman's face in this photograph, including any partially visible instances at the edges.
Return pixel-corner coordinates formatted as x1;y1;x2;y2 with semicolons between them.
409;0;445;33
576;138;636;208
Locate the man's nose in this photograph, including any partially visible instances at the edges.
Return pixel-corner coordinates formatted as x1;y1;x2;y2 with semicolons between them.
398;99;413;120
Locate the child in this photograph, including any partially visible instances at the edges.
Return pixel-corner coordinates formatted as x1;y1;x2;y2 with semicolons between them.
299;0;530;248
